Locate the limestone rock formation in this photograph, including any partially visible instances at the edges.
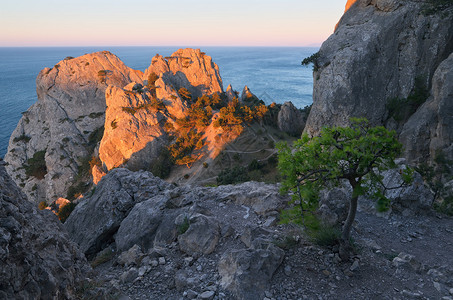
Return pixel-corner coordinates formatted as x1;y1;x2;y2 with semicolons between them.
305;0;453;164
277;101;306;136
0;159;89;299
400;53;453;163
144;48;223;98
4;51;143;203
99;84;168;171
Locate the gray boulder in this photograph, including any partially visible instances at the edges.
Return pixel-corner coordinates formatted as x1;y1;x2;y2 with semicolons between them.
277;101;306;137
64;168;172;257
218;240;284;300
115;195;178;253
178;214;220;255
0;159;89;299
381;164;434;212
317;186;351;226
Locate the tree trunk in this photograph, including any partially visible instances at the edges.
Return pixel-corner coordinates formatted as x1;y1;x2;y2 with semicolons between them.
339;180;359;260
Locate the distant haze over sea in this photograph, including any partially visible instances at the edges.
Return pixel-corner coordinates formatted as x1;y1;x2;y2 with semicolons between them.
0;46;317;157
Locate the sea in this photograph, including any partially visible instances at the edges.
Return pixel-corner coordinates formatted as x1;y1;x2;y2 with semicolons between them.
0;46;317;157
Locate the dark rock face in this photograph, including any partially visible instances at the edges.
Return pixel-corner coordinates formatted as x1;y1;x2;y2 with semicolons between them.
0;160;89;299
305;0;453;164
400;53;453;164
277;101;306;136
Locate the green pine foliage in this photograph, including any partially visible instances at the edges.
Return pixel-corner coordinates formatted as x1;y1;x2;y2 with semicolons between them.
277;118;411;258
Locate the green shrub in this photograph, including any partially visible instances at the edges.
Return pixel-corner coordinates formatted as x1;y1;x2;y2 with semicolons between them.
24;150;47;179
111;120;118;129
308;224;341;247
91;248;114;268
217;166;250;185
67;182;90;200
178;216;190;235
248;159;262;171
122;107;137;115
301;52;320;71
13;134;31;143
203;162;209;168
58;201;77;223
38;201;47;210
88;126;104;146
387;77;428;122
150;149;174;179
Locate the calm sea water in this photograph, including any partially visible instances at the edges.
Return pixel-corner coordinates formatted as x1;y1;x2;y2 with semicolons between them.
0;46;317;157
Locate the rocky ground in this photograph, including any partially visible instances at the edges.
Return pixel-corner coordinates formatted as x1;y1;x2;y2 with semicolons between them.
87;209;453;300
67;169;453;300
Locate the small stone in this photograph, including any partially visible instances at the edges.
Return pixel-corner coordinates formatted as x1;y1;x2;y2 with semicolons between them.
138;266;150;276
151;260;158;267
199;290;215;299
350;260;359;271
434;281;442;292
449;288;453;295
184;257;194;265
159;257;166;265
120;268;138;283
322;270;331;276
284;265;292;276
197;265;203;272
186;289;198;299
265;291;273;298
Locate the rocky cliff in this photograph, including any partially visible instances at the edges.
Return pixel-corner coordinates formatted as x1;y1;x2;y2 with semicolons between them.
305;0;453;164
4;51;142;204
0;159;89;299
4;48;225;204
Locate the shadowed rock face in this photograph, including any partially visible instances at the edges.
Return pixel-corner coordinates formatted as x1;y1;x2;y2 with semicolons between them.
305;0;453;163
400;53;453;163
0;159;89;299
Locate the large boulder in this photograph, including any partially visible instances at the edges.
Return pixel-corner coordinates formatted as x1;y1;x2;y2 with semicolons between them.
0;159;89;299
4;51;143;203
178;214;220;255
305;0;453;165
218;240;284;300
64;168;172;257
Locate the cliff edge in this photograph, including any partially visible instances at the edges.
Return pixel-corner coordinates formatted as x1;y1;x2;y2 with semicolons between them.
305;0;453;164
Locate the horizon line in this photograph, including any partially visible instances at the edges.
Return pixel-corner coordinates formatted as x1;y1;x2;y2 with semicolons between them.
0;44;322;48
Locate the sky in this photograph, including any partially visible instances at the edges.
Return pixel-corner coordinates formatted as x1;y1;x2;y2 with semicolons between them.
0;0;346;47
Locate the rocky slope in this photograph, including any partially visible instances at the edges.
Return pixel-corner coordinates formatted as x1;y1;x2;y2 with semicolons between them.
62;168;453;300
305;0;453;165
0;159;89;299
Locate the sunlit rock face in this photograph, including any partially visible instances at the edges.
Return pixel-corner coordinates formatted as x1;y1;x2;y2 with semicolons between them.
4;51;142;203
144;48;223;98
305;0;453;164
99;84;168;171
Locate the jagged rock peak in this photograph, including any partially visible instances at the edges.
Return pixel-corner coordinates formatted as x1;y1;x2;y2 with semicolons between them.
0;159;89;299
226;84;237;102
144;48;223;98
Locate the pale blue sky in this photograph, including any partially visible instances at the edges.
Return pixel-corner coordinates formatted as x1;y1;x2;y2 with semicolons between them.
0;0;346;46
